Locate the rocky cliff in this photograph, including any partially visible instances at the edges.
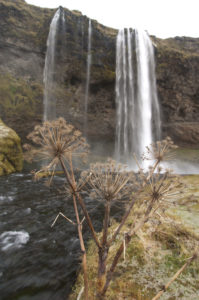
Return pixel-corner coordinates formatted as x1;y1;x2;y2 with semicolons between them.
154;36;199;147
0;0;198;149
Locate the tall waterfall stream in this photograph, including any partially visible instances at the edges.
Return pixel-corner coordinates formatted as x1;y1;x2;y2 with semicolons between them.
115;29;161;167
84;19;92;135
43;8;66;121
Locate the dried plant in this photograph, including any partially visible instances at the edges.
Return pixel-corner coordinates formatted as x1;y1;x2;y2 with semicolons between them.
25;120;192;300
24;118;89;179
82;159;134;202
80;159;135;293
142;136;178;163
98;140;183;298
135;168;182;217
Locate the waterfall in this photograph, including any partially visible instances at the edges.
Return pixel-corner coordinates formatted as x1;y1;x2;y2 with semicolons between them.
43;8;65;121
115;28;161;166
84;19;92;134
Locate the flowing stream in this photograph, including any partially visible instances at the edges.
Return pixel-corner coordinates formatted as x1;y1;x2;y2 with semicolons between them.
0;170;123;299
0;173;80;299
115;28;161;167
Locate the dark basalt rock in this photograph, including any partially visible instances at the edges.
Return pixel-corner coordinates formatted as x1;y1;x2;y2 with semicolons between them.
154;36;199;147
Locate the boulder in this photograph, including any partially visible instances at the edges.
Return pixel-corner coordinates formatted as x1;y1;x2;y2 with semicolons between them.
0;119;23;175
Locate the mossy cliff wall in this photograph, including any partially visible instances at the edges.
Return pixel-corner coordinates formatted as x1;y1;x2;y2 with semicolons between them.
0;0;199;148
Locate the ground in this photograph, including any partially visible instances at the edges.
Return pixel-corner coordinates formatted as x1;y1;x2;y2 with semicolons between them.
70;175;199;300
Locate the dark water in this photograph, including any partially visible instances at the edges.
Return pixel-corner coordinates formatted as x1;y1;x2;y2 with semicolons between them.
0;171;104;300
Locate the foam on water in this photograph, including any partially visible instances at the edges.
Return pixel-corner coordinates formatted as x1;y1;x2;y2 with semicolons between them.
0;231;30;251
0;195;14;202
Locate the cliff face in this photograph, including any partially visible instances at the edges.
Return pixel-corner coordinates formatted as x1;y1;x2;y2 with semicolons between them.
154;37;199;147
0;0;198;148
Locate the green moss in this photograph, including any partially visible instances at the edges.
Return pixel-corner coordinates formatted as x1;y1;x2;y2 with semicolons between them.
0;119;23;175
0;0;55;49
0;73;42;113
0;73;43;140
126;236;146;264
0;153;15;175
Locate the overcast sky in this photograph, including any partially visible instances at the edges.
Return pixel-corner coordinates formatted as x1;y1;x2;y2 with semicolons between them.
26;0;199;39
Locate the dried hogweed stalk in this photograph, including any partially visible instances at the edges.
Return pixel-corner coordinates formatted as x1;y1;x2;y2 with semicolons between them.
132;164;180;217
79;159;136;295
23;118;89;180
137;167;182;218
82;159;135;202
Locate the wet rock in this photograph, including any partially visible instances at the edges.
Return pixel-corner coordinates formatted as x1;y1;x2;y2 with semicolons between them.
154;36;199;146
0;119;23;175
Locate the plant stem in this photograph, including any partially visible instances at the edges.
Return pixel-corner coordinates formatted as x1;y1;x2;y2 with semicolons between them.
107;197;136;247
108;160;159;247
101;196;156;297
152;250;198;300
68;156;89;300
72;193;89;300
101;233;131;296
59;156;101;249
102;202;111;247
97;202;111;294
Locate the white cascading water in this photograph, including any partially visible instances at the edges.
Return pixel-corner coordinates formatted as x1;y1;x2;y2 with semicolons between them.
43;8;65;121
84;19;92;134
115;28;161;167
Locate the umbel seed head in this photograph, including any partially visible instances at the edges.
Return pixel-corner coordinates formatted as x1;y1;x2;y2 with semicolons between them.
23;118;89;182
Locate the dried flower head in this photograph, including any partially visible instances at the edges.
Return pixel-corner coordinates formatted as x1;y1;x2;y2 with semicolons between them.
130;167;182;230
81;159;135;202
142;137;178;163
143;168;181;210
23;118;89;180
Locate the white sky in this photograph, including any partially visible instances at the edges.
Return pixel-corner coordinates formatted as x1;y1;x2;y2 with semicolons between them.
26;0;199;38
